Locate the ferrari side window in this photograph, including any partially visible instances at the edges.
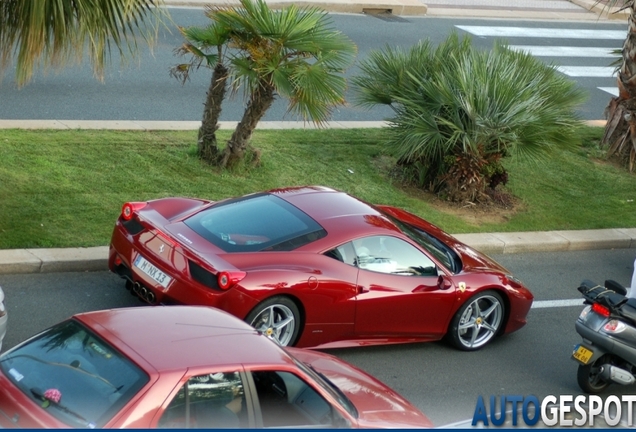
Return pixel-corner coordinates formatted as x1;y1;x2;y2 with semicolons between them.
158;371;247;429
323;242;356;266
353;236;437;276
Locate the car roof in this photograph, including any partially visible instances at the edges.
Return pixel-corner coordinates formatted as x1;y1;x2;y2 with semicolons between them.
74;306;294;372
269;187;404;241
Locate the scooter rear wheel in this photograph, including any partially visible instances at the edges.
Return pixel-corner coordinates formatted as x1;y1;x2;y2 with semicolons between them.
577;356;610;394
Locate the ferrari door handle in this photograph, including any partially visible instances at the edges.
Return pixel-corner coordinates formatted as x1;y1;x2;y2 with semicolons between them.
358;286;369;294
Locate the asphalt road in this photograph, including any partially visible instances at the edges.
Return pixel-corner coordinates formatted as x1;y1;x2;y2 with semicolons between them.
0;10;624;122
2;248;635;426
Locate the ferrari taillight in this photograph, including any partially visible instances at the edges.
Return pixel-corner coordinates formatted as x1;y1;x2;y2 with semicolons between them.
121;202;147;221
217;271;246;290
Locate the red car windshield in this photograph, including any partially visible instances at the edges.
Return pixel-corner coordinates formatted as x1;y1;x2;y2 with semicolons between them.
381;212;462;274
0;319;148;428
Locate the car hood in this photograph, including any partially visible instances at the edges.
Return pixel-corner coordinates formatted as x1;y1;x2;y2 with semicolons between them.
287;348;432;428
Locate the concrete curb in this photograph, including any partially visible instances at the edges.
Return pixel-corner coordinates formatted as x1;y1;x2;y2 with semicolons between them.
1;230;634;275
0;120;390;130
454;228;636;255
0;120;604;130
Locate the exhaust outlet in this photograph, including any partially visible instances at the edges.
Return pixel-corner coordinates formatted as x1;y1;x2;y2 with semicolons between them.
131;282;157;304
600;365;635;385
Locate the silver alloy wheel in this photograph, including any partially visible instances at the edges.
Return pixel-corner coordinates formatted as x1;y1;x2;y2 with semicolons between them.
249;304;296;346
456;294;503;349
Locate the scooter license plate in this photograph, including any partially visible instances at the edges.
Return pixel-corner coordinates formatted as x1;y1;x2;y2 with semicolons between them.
573;345;593;364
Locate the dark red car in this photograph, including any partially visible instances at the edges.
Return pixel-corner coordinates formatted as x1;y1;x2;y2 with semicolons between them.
0;306;432;428
109;186;533;351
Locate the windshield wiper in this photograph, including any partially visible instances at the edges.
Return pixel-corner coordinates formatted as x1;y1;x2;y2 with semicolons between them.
30;388;92;427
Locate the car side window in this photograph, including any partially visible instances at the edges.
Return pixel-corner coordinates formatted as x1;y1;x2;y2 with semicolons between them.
352;236;437;276
251;370;343;428
158;371;247;429
323;242;356;266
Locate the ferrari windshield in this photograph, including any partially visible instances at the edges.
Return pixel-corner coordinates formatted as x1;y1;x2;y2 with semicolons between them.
382;213;462;274
0;319;148;428
184;194;327;252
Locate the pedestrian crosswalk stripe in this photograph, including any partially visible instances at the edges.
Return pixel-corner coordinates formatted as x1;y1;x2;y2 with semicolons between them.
456;25;625;40
556;66;615;77
508;46;618;58
598;87;619;96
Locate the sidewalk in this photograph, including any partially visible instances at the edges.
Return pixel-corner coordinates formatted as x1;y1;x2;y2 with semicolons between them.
163;0;630;20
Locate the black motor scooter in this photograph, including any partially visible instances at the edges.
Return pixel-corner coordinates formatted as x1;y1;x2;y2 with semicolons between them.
573;279;636;393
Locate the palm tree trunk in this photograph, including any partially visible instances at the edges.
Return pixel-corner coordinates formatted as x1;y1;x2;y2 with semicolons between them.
198;62;228;163
220;82;275;168
602;6;636;171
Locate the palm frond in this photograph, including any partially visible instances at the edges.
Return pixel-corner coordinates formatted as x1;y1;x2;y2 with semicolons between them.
0;0;167;86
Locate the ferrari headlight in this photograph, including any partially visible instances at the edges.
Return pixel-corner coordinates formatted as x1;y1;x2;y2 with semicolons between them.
506;274;523;285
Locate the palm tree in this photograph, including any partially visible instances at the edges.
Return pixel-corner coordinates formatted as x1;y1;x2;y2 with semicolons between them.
600;0;636;171
0;0;164;87
171;23;230;162
352;33;586;202
173;0;357;168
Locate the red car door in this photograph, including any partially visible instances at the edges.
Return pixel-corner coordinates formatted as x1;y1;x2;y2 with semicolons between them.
352;235;457;339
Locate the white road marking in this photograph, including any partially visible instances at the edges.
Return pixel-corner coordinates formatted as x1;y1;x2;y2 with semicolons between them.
598;86;619;96
456;26;626;40
508;45;618;58
556;66;616;77
531;299;585;309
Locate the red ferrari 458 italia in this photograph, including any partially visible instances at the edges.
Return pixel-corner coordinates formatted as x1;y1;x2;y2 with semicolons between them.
0;306;432;428
109;186;533;351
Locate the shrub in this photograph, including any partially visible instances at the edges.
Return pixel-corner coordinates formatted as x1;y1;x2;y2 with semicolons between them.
352;33;587;202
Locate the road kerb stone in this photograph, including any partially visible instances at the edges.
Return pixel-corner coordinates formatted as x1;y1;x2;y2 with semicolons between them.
0;120;69;129
554;229;632;251
453;233;505;255
133;121;202;131
57;120;146;130
616;228;636;248
26;247;109;273
0;250;42;274
490;231;570;254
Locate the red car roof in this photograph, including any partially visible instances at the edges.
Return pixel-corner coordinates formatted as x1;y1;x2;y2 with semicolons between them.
74;306;293;372
269;187;404;245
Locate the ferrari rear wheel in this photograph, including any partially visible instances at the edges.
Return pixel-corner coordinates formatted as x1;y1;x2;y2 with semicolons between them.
246;297;301;347
448;290;504;351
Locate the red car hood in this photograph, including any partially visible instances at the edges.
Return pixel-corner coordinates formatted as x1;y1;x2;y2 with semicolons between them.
287;348;432;428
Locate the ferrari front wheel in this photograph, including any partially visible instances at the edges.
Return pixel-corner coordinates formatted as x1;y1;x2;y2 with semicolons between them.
448;290;504;351
246;296;301;347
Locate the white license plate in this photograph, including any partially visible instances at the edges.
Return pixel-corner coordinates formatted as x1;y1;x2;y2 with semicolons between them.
134;255;172;289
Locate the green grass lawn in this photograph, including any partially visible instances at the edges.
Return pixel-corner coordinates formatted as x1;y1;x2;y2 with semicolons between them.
0;126;634;249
